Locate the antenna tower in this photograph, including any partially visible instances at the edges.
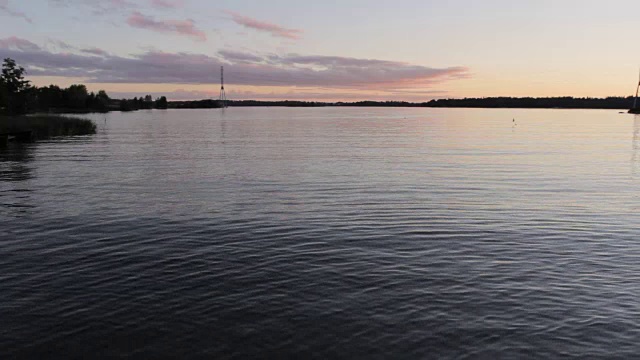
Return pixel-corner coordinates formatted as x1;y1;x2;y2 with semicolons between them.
219;66;228;108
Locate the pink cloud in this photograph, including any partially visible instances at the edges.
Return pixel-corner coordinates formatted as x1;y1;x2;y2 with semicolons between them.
225;11;303;40
44;38;109;56
126;11;207;41
218;50;264;63
81;47;109;56
0;37;470;101
0;0;32;23
151;0;184;8
49;0;136;16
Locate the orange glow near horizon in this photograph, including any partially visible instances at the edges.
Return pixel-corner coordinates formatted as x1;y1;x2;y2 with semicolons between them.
30;74;639;102
4;1;640;102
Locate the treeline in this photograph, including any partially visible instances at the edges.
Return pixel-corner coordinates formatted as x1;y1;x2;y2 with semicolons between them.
1;58;169;115
228;100;329;107
168;99;223;109
33;85;112;112
11;83;168;114
165;97;638;110
26;85;168;113
167;100;335;109
169;100;425;107
118;95;168;111
424;96;637;109
167;100;428;108
340;101;423;107
0;58;114;114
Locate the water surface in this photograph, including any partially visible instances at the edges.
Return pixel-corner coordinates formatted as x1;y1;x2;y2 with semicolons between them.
2;107;640;358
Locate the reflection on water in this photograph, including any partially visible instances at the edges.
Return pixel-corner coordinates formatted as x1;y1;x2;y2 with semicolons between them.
0;144;35;216
2;108;640;358
0;143;34;182
220;114;227;142
633;116;640;176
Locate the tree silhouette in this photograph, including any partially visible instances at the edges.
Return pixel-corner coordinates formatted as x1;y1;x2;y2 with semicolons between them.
155;96;168;109
1;58;32;114
66;84;89;109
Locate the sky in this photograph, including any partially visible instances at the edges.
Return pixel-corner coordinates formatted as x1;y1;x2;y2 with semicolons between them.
1;0;640;101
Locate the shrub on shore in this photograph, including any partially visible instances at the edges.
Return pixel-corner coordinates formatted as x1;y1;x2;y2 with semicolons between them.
0;115;96;141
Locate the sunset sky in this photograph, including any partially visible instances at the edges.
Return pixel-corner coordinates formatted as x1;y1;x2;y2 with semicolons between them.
1;0;640;101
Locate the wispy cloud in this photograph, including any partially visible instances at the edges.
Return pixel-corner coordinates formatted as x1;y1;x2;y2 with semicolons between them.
108;0;135;7
225;11;303;40
126;11;207;41
48;0;137;15
151;0;184;9
0;37;469;100
218;50;264;64
0;0;32;23
0;36;40;51
47;39;75;51
44;38;110;57
81;47;110;56
215;51;470;88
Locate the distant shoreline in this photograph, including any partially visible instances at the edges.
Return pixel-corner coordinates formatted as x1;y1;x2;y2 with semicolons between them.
165;97;638;111
3;58;637;116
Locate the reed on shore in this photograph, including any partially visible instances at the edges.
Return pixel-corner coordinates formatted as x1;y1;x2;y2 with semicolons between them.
0;115;96;142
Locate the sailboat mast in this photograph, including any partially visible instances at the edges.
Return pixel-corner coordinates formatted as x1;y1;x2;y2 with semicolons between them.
635;68;640;109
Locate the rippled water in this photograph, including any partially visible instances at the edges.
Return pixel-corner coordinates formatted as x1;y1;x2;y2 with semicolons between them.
2;107;640;358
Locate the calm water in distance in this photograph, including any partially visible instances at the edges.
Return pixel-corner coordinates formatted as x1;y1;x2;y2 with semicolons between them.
2;107;640;358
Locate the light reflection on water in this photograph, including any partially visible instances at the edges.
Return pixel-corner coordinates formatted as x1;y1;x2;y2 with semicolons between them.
2;108;640;358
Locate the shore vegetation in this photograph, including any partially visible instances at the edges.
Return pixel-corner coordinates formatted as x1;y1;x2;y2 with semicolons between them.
0;115;96;143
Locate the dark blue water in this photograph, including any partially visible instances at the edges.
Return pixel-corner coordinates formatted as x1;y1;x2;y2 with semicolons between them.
2;108;640;358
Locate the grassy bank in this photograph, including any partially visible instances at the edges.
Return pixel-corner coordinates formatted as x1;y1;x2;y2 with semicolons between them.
0;115;97;142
